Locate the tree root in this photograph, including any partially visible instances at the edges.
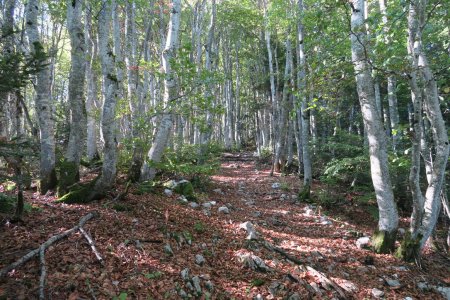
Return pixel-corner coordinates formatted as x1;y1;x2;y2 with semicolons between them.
0;211;100;300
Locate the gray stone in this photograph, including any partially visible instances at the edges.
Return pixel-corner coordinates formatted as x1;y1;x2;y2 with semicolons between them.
288;293;301;300
179;289;188;298
247;231;258;240
218;206;230;214
164;189;173;196
254;294;264;300
209;201;217;205
272;182;281;189
393;266;409;272
213;188;224;194
304;209;314;216
181;268;190;281
178;196;188;203
403;297;413;300
435;286;450;300
356;236;371;249
202;209;211;217
371;288;384;298
291;194;298;200
195;254;205;266
280;194;287;200
164;244;174;255
192;276;202;293
238;253;270;272
386;279;401;288
189;202;199;209
269;281;284;296
417;282;429;291
186;282;194;291
205;280;214;291
252;211;262;218
202;202;212;209
239;221;255;232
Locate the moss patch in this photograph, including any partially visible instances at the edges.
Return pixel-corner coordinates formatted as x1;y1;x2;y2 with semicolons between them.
56;178;98;204
372;229;397;254
57;160;79;197
173;180;196;201
395;232;422;262
298;182;311;202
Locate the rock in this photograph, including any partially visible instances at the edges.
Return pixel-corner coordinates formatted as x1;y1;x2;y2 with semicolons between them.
195;254;205;266
371;288;384;298
164;189;173;196
392;266;409;272
203;209;211;217
239;221;255;232
417;282;429;291
403;297;413;300
181;268;190;281
192;276;202;294
304;209;314;216
338;279;358;293
213;188;224;194
209;201;217;205
178;196;188;203
288;293;301;300
269;281;284;296
163;180;177;189
291;194;298;201
186;282;194;291
164;244;174;256
254;294;264;300
179;289;188;298
205;280;214;291
386;279;401;288
280;194;287;200
321;220;332;225
272;182;281;189
398;227;406;236
218;206;229;214
202;202;212;209
189;202;199;209
252;211;262;218
173;180;196;201
245;200;255;206
435;286;450;300
238;253;270;272
356;236;371;249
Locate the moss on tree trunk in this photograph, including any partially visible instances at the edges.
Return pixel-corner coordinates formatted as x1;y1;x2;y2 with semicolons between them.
395;232;422;262
372;229;397;254
298;182;311;202
39;168;57;195
57;160;80;197
57;178;98;204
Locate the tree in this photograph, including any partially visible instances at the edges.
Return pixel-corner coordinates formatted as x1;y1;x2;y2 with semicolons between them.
59;0;86;196
26;0;57;194
140;0;182;182
350;0;398;253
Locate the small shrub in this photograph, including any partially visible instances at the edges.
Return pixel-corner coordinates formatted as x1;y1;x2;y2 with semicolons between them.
194;221;205;233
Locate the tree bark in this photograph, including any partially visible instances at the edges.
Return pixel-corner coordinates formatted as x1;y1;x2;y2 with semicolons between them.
350;0;398;253
25;0;57;194
89;0;119;199
140;0;181;182
59;0;86;195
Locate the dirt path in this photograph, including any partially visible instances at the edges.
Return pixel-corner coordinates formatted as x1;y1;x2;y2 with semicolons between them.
0;153;448;299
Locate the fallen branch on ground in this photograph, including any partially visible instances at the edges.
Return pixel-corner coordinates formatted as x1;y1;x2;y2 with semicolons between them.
0;211;98;278
79;227;104;265
306;265;347;299
262;240;303;265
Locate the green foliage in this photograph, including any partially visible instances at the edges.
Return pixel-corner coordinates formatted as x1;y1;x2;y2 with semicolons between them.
0;193;16;214
250;278;265;287
314;189;337;209
173;181;195;201
143;271;163;280
194;221;206;233
134;181;156;195
322;155;370;186
113;292;128;300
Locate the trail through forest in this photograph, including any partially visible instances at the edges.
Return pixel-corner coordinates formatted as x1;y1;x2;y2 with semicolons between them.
0;153;449;299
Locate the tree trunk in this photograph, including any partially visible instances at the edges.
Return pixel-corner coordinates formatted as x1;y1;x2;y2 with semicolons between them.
398;0;450;260
140;0;181;182
59;0;86;196
89;0;119;199
84;2;99;162
26;0;57;194
350;0;398;253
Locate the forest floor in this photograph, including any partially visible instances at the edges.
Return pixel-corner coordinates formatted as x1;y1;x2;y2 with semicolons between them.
0;152;449;299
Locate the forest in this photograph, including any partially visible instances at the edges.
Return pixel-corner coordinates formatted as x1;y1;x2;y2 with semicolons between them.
0;0;449;298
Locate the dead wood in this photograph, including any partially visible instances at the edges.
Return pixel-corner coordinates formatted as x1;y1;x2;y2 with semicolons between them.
262;240;303;265
79;227;104;265
0;211;98;278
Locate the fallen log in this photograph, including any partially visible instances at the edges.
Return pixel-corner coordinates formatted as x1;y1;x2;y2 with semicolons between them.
306;266;347;299
0;211;98;278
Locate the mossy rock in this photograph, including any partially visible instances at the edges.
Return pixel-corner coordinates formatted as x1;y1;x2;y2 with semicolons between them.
372;229;397;254
173;180;196;201
57;160;80;197
56;179;97;204
395;232;422;262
